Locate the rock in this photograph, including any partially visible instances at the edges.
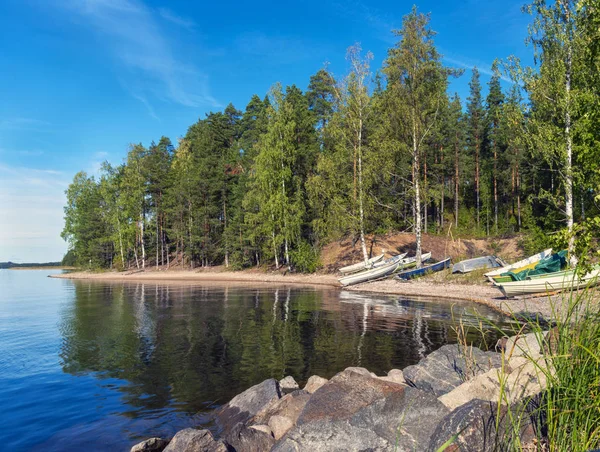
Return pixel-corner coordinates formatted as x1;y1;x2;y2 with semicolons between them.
279;376;299;392
439;356;548;411
343;366;377;377
297;369;406;425
216;378;281;435
163;429;229;452
268;415;294;440
377;369;405;385
275;383;449;451
130;437;169;452
252;389;311;425
403;344;502;397
272;419;392;452
504;332;546;360
303;375;328;394
224;422;275;452
427;399;536;452
248;424;273;436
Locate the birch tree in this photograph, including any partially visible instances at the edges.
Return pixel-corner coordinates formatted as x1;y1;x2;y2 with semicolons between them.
383;6;455;266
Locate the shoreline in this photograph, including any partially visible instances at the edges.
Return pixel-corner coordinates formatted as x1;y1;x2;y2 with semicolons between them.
50;268;559;319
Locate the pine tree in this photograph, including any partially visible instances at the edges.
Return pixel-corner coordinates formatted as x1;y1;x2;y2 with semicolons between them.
466;68;484;231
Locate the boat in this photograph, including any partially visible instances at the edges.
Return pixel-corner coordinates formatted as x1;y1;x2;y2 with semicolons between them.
339;253;385;274
484;249;552;282
492;268;574;285
491;250;567;283
398;252;432;269
495;267;600;298
452;256;506;274
338;254;404;287
397;257;452;280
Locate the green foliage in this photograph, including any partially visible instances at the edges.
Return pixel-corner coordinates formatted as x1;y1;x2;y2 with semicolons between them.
290;241;321;273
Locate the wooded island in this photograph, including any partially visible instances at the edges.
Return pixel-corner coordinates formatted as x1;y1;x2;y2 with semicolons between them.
61;3;600;272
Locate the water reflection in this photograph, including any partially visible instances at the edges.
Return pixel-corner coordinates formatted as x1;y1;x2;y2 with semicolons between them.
58;282;512;425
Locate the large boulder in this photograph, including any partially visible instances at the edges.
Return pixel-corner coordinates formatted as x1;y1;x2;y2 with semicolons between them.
130;437;169;452
427;399;536;452
403;344;502;397
275;369;449;451
224;422;275;452
252;390;311;425
163;429;229;452
216;378;281;435
439;358;548;411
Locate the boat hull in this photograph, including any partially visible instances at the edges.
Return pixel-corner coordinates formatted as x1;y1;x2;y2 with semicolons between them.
485;249;552;282
338;255;403;286
497;268;600;298
339;253;384;275
452;256;504;274
397;257;451;280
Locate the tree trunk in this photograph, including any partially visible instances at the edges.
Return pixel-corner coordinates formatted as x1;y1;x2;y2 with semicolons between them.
140;213;146;270
223;196;229;268
565;37;575;265
272;228;279;269
156;213;159;269
424;151;428;234
357;119;369;263
413;123;422;268
440;146;444;229
454;131;459;228
475;134;480;230
493;143;498;233
516;163;521;231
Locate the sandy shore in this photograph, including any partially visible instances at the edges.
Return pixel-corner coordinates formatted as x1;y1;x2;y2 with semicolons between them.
50;268;566;319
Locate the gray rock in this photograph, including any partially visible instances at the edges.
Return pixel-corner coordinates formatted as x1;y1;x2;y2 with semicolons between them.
224;422;275;452
343;366;377;377
272;419;392;452
403;344;502;397
248;424;272;436
303;375;328;394
268;415;294;440
377;368;405;385
279;376;300;392
427;399;536;452
504;332;546;360
297;369;406;425
130;437;169;452
163;429;229;452
252;389;311;425
216;378;281;435
276;370;449;451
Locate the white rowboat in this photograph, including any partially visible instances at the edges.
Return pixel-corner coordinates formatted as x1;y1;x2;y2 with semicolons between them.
338;255;404;287
496;267;600;298
484;248;552;282
339;253;385;274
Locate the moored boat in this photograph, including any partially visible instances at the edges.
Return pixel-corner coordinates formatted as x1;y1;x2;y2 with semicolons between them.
484;248;552;282
398;252;431;269
339;253;385;274
452;255;506;274
495;267;600;298
397;257;451;280
338;254;404;287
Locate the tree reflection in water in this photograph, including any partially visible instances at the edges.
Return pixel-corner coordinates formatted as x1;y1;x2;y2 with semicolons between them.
58;283;513;422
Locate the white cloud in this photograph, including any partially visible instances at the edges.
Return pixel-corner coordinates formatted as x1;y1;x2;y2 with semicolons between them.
441;53;514;84
56;0;219;114
157;7;196;30
0;165;68;262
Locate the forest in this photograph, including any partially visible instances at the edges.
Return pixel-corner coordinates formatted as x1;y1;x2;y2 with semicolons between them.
61;2;600;272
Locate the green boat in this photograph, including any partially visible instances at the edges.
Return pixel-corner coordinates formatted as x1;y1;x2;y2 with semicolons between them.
493;268;575;285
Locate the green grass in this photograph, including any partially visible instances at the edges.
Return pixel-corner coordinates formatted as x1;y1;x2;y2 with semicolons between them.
491;286;600;451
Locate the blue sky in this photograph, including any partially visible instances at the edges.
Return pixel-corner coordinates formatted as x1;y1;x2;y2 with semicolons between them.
0;0;533;262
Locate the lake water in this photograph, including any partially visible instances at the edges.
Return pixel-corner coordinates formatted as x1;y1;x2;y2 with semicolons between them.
0;269;514;451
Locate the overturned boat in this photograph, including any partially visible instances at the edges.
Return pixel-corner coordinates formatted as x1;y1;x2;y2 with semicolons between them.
452;256;506;274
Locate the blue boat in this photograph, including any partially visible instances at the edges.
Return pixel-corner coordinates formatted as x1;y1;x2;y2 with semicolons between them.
396;257;452;280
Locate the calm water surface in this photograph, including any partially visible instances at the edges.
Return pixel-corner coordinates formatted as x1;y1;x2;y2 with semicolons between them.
0;269;514;451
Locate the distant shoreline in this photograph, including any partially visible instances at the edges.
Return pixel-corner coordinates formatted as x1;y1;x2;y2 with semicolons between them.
50;268;562;319
9;266;75;270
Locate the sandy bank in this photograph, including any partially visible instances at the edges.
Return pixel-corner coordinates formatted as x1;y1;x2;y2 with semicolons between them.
50;267;565;319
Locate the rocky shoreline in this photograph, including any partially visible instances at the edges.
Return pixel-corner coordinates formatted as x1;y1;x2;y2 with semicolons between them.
131;331;550;452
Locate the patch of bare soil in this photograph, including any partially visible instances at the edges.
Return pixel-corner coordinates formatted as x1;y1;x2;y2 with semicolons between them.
321;232;523;273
